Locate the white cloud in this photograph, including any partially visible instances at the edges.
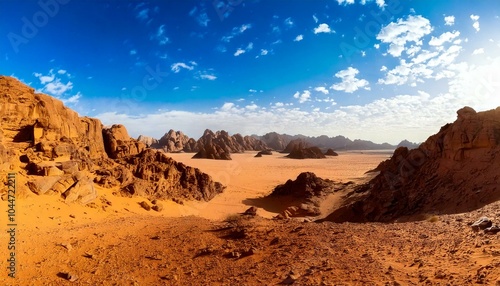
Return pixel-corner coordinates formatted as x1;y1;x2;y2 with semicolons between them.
314;86;329;94
246;42;253;51
130;50;137;55
294;34;304;42
155;25;169;45
57;69;67;75
428;31;460;47
245;104;258;111
337;0;354;5
314;23;332;34
171;62;195;73
470;14;480;32
200;74;217;80
33;72;55;84
374;44;380;49
260;49;268;56
376;15;433;57
249;89;257;93
284;17;294;27
313;14;318;23
331;67;370;93
44;79;73;96
234;48;245;56
222;23;252;42
293;90;311;103
376;0;385;8
472;48;484;55
62;92;81;104
380;65;387;71
444;15;455;26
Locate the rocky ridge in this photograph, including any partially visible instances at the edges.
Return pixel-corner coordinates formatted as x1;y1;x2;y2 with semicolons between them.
326;106;500;222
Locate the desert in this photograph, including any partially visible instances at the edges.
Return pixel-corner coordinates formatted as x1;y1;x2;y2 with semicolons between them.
2;0;500;285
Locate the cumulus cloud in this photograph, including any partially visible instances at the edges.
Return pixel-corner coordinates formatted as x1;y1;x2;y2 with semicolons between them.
33;70;81;104
376;15;433;57
171;62;195;73
293;90;311;103
294;34;303;42
330;67;370;93
260;49;268;56
234;48;245;56
444;15;455;26
428;31;460;47
470;14;480;32
314;23;332;34
314;86;329;94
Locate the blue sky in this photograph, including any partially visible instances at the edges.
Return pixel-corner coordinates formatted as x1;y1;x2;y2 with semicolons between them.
1;0;500;144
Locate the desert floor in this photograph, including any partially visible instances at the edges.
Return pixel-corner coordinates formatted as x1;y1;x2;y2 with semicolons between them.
3;151;500;285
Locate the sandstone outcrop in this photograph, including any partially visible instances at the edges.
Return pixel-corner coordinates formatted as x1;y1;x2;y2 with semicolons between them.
326;106;500;222
137;135;158;148
116;149;225;201
158;129;198;152
103;124;146;159
0;76;225;204
287;147;326;159
281;139;310;153
192;129;268;160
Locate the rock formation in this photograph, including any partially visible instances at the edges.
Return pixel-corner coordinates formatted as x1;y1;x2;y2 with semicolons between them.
271;172;337;198
287;147;326;159
324;149;339;156
326;106;500;222
281;139;310;153
254;150;273;157
158;129;197;152
270;172;349;217
137;135;158;148
115;149;225;201
103;124;147;159
0;76;225;204
397;139;420;149
192;129;268;160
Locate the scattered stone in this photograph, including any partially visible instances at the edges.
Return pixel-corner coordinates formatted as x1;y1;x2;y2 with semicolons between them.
139;201;151;211
472;217;493;231
243;206;258;216
484;225;500;234
69;214;76;218
152;203;163;212
59;272;78;282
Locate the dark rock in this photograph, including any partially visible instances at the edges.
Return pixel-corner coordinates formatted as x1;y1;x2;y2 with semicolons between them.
140;201;152;211
324;148;338;156
287;147;326;159
472;217;493;231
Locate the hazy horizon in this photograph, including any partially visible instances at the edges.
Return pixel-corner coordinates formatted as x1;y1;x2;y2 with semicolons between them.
2;0;499;144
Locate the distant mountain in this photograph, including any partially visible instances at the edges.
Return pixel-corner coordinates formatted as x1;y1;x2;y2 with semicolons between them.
254;133;397;151
396;139;420;149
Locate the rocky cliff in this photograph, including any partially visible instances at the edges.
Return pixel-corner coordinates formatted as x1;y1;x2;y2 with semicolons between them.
326;106;500;222
0;76;225;204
